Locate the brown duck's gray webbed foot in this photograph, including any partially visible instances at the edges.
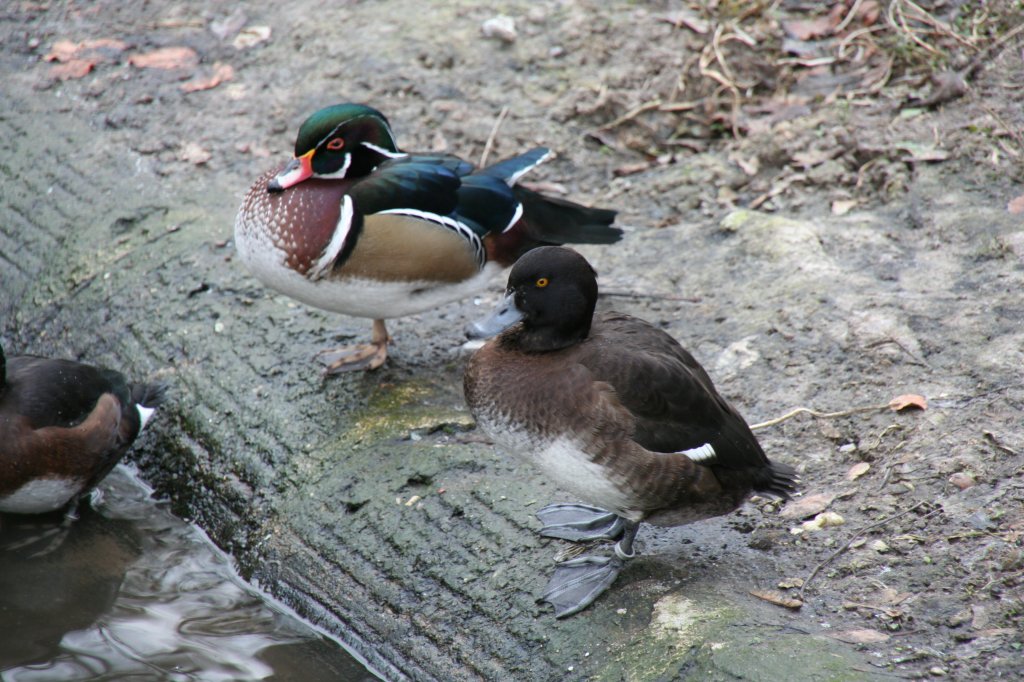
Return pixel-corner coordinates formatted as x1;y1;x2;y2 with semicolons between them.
539;520;639;618
536;503;626;542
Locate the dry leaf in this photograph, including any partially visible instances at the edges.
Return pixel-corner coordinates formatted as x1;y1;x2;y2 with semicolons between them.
889;394;927;412
948;472;976;490
846;462;870;481
49;60;95;80
791;149;834;168
613;161;651;177
181;62;234;92
831;629;891;644
777;577;804;589
232;25;272;49
781;16;837;41
128;47;199;70
750;589;803;610
832;199;857;216
780;492;834;519
45;39;82;62
894;142;949;162
658;9;710;34
797;511;845;533
45;38;128;63
1008;194;1024;214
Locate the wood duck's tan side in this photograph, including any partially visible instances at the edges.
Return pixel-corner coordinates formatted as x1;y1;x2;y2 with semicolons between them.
337;213;480;284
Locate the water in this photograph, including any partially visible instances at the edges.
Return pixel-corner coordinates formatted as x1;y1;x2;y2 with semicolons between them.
0;466;381;681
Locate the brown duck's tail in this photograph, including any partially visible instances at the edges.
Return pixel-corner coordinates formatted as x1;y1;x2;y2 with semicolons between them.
756;461;800;500
485;187;621;266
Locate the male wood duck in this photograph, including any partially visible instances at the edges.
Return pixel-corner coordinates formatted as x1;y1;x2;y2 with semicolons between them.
463;247;798;618
0;344;166;515
234;103;621;372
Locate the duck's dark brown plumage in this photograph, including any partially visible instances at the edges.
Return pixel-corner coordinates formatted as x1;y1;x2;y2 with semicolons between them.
463;246;797;617
0;347;165;515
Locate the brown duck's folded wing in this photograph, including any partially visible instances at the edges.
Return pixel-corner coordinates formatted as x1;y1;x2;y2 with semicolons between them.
579;313;770;471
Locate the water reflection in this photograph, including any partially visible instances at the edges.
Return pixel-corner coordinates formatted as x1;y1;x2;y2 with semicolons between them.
0;466;380;682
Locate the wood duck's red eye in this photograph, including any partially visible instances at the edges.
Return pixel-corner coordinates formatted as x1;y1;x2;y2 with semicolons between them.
325;138;345;151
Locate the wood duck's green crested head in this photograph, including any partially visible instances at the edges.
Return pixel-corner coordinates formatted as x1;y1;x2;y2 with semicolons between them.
268;103;405;192
468;246;599;352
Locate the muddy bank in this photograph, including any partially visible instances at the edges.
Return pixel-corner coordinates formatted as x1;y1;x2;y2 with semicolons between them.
3;1;1023;679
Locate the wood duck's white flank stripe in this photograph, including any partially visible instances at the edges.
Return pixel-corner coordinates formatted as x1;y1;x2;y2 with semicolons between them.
317;153;352;179
309;195;355;280
361;141;407;158
505;149;555;186
678;442;716;463
501;201;524;234
377;208;485;266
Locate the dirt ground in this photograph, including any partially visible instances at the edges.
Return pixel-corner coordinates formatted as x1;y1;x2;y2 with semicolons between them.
3;0;1023;679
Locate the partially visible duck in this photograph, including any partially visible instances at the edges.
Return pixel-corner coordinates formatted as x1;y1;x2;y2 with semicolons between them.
234;103;621;372
0;344;166;515
463;247;798;618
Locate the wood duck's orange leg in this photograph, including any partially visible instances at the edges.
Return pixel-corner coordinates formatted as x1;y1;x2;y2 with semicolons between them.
316;319;391;373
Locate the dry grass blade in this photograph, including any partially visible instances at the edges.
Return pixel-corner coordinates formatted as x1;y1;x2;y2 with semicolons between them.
479;105;509;167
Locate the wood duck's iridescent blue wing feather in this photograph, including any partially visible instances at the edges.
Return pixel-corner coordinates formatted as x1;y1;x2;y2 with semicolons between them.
475;147;552;185
349;156;468;217
454;173;521;237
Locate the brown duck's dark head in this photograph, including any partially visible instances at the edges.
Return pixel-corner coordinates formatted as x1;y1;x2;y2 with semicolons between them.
467;246;598;352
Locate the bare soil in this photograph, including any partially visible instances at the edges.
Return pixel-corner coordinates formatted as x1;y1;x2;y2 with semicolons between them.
3;1;1023;679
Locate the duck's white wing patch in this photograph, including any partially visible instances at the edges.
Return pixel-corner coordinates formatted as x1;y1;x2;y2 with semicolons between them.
678;442;716;463
136;404;157;431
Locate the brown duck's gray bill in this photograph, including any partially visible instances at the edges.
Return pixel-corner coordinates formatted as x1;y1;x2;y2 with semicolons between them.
465;293;523;339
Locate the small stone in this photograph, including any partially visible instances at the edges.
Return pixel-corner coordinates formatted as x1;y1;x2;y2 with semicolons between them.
869;539;890;553
929;667;947;676
948;472;976;490
214;321;225;333
481;15;517;43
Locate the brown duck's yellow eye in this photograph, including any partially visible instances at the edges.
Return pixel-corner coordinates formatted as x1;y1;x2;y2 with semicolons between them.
326;138;345;151
536;277;549;288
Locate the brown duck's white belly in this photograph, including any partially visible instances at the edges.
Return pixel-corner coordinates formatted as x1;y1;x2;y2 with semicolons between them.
0;477;84;514
477;412;640;520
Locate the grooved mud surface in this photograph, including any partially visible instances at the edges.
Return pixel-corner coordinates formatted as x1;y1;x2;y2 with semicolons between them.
2;2;1023;680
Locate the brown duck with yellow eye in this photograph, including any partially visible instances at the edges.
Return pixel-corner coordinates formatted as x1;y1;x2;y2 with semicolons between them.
0;344;165;515
464;247;798;618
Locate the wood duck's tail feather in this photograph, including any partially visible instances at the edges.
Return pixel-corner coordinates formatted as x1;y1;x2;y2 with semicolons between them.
484;187;621;266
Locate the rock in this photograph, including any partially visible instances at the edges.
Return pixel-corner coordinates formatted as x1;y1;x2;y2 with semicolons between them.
481;15;517;43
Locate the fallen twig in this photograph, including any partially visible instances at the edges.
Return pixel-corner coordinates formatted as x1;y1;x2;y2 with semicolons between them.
799;501;930;599
479;105;509;167
750;404;890;431
597;99;662;132
598;289;700;303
